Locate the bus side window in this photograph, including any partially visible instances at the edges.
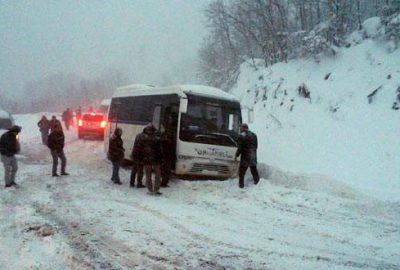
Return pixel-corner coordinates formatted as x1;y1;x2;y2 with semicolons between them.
228;114;239;131
228;114;234;130
152;104;162;130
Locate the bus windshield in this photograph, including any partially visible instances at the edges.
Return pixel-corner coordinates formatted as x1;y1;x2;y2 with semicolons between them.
179;95;241;147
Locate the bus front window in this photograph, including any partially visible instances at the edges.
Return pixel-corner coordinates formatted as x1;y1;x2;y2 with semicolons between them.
180;96;241;147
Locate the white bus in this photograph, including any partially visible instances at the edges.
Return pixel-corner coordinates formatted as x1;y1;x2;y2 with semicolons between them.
104;84;242;179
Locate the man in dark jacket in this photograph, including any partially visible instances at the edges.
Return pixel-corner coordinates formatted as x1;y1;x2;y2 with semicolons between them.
235;123;260;188
47;123;69;177
130;132;145;188
62;108;73;130
108;127;124;184
132;123;163;195
0;125;21;188
37;115;50;145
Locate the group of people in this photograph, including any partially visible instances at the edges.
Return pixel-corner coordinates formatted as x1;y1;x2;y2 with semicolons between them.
1;115;259;191
108;123;174;196
37;115;62;145
0;114;69;188
107;122;260;195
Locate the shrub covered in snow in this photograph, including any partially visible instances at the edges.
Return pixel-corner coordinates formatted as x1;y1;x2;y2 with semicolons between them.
290;22;340;61
382;13;400;51
362;17;382;38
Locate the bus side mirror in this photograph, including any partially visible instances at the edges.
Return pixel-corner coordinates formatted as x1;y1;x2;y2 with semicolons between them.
248;109;254;123
180;98;188;114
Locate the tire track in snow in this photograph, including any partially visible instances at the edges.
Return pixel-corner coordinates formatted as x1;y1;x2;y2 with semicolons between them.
41;173;178;269
109;197;400;270
65;139;400;269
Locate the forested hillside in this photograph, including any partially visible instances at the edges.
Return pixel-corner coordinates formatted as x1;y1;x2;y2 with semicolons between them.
199;0;400;90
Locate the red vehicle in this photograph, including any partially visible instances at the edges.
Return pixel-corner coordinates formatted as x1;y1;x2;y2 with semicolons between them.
77;112;107;139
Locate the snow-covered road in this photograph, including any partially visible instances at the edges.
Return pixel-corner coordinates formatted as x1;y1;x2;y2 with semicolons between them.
1;119;400;269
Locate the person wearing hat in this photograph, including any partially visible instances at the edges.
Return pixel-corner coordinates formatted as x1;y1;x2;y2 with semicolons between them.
107;127;125;184
0;125;22;188
235;123;260;188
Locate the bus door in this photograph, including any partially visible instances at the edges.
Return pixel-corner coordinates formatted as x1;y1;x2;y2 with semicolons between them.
160;105;178;169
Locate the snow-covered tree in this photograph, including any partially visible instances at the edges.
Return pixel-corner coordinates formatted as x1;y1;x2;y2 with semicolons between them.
198;0;396;88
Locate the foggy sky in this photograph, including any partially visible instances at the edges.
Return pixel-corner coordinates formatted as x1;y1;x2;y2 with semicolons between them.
0;0;209;100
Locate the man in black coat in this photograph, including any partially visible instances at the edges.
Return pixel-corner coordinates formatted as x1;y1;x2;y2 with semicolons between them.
160;128;176;187
235;123;260;188
130;131;145;188
62;108;73;130
108;127;124;184
0;125;21;188
47;122;69;177
132;123;163;195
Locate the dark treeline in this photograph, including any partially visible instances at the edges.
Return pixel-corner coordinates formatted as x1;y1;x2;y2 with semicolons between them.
198;0;400;90
0;69;129;114
1;62;196;114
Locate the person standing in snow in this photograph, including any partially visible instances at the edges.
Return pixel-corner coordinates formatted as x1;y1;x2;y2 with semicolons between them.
160;127;175;188
160;110;178;188
130;131;145;188
62;108;73;130
108;127;125;185
37;115;50;145
235;123;260;188
47;122;69;177
132;123;163;195
0;125;21;188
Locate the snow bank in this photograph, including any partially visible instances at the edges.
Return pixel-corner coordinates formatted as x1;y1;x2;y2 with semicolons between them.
256;163;362;200
231;38;400;202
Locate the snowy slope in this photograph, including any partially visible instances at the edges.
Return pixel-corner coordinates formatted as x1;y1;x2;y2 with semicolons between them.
231;38;400;202
0;113;399;269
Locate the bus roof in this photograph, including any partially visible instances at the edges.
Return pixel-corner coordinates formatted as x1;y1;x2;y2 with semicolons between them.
112;84;239;102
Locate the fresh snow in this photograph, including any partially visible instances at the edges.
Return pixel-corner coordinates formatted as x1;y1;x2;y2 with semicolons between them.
0;108;399;268
114;84;239;101
362;17;381;38
231;38;400;203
